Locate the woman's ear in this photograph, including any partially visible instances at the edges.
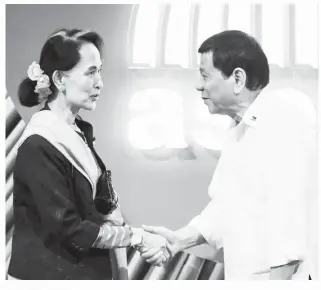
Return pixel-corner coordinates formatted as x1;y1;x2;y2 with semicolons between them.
52;70;67;95
52;70;65;89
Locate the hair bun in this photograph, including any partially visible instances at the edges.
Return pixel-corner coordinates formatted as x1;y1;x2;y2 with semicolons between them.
18;78;40;107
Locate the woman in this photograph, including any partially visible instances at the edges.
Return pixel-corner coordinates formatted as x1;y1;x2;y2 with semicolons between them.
8;28;168;280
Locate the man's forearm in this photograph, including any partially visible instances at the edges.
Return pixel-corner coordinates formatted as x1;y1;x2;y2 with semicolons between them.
175;225;206;252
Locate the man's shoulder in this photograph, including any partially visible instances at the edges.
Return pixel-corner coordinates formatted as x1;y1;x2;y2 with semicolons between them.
257;88;316;126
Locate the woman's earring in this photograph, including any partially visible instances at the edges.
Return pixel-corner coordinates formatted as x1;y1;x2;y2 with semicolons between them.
62;87;66;95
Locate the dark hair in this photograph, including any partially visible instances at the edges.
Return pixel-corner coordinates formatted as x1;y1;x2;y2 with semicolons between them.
19;28;104;107
198;30;269;91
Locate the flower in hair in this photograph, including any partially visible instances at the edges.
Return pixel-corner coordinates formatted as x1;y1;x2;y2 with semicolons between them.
34;74;52;97
27;61;44;81
27;61;52;98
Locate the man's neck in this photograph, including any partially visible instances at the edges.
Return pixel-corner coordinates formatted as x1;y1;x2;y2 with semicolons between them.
232;90;260;123
235;106;249;120
228;104;250;124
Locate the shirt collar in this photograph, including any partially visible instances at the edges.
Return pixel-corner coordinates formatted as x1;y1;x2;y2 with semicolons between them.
233;95;262;129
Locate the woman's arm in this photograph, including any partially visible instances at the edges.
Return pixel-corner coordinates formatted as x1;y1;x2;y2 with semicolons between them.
17;136;100;252
17;136;136;252
102;206;128;279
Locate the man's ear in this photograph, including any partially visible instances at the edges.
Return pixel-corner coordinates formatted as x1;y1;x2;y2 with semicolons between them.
232;67;246;95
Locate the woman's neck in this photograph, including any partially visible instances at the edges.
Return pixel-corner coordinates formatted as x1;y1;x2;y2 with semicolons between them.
47;94;79;125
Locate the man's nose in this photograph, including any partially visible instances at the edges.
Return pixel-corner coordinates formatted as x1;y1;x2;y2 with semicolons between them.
196;80;204;92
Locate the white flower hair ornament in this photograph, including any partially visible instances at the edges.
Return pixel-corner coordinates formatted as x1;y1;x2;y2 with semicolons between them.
27;61;52;100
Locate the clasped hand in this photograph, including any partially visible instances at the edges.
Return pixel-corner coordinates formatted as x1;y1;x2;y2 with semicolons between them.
135;225;180;267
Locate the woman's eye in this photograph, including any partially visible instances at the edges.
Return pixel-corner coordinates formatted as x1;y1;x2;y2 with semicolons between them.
87;68;102;76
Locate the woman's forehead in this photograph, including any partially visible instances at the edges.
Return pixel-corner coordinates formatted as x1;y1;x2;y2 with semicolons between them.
76;42;102;69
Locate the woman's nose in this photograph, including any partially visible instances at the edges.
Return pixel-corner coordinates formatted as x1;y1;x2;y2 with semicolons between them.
94;75;103;90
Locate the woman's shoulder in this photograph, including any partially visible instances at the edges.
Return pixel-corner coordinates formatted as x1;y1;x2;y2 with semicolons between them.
15;134;72;180
18;134;67;163
21;134;56;150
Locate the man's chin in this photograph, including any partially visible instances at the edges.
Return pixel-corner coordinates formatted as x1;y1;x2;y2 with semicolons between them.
207;105;218;115
207;105;226;116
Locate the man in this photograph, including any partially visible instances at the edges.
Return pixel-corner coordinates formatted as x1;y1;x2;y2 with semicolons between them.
140;30;317;280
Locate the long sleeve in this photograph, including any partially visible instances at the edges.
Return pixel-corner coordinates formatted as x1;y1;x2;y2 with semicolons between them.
92;224;132;249
15;135;132;252
260;94;317;268
188;199;223;249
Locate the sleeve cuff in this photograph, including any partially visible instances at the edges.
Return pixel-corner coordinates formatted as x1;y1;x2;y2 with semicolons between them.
92;225;133;249
268;250;305;268
92;226;104;247
189;215;222;248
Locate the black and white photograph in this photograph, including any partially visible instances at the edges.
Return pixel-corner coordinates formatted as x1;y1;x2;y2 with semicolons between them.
4;2;319;282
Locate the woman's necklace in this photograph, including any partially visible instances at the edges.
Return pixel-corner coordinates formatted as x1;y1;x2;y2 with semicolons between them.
70;122;89;145
69;122;81;133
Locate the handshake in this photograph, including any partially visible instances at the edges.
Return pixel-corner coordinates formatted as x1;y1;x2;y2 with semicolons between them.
131;225;181;267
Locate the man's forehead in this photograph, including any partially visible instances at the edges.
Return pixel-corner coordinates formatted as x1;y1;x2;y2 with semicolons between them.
199;51;214;71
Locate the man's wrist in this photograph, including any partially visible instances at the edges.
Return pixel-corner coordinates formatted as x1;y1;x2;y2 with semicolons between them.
175;225;205;251
173;230;186;252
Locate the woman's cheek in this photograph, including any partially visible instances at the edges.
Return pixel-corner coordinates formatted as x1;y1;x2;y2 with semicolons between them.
77;76;94;92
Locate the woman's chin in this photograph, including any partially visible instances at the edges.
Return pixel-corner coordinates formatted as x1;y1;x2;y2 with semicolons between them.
82;102;97;111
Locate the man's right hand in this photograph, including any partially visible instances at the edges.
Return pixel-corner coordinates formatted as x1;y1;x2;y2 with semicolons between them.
141;225;182;265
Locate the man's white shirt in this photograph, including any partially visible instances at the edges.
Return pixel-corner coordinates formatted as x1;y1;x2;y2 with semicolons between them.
189;88;318;280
